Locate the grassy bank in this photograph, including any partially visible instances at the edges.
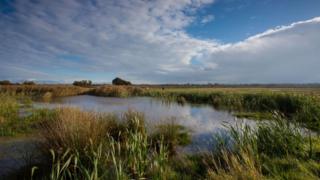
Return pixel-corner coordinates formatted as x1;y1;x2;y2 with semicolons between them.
0;85;91;100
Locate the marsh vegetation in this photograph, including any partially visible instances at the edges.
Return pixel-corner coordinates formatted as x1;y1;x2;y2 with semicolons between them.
0;85;320;179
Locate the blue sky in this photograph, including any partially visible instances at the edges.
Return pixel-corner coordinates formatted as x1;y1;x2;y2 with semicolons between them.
0;0;320;83
187;0;320;42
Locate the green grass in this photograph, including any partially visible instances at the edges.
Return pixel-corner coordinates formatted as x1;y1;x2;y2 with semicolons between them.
2;85;320;131
30;108;191;179
209;117;320;179
233;112;274;120
1;90;320;179
143;88;320;131
0;93;54;136
81;85;320;131
33;112;319;179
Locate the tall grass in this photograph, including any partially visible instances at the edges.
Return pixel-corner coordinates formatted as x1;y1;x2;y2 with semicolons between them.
0;85;91;98
0;93;19;136
1;89;320;179
207;149;263;180
89;85;143;97
87;85;320;131
208;116;320;179
0;93;54;136
2;106;319;179
2;85;320;131
144;89;320;131
35;108;190;179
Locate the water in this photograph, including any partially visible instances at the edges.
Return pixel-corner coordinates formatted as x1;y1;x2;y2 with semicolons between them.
35;95;254;151
0;136;40;177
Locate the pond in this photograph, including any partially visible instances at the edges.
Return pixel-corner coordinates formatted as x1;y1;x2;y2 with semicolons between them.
35;95;255;151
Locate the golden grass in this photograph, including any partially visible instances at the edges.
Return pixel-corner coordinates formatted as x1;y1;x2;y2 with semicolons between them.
0;85;91;97
207;150;263;180
39;107;116;152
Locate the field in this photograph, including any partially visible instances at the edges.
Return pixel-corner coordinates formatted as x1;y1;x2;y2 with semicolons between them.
0;85;320;179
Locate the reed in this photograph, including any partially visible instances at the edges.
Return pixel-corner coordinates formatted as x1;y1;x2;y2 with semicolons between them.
36;108;176;179
1;90;320;179
89;85;143;97
208;116;320;179
0;85;91;98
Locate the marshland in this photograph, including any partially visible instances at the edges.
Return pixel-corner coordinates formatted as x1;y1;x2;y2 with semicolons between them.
0;84;319;179
2;0;320;179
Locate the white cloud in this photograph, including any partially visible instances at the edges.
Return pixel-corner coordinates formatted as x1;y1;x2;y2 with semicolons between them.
0;0;320;83
198;17;320;83
0;0;217;82
201;15;215;24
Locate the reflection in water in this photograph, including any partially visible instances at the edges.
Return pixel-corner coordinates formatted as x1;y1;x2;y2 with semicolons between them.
34;95;254;151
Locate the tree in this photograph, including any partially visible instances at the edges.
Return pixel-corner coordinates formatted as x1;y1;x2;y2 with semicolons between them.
73;80;92;87
0;80;12;85
112;77;131;85
23;81;36;85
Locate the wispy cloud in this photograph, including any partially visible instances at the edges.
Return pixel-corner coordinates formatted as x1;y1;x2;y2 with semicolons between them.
0;0;319;83
201;15;215;24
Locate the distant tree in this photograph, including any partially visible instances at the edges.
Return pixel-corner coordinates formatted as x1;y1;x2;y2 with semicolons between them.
112;77;131;85
23;81;36;85
73;80;92;87
0;80;12;85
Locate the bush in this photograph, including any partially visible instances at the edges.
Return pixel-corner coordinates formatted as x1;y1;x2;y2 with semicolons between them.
112;77;131;85
73;80;92;87
23;81;36;85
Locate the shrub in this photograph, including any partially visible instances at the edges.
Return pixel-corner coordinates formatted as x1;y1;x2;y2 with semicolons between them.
112;77;131;85
23;81;36;85
73;80;92;87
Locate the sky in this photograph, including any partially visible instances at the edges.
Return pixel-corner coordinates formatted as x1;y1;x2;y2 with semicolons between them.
0;0;320;84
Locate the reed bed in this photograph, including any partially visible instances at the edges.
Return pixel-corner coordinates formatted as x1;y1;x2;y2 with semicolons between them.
1;105;319;179
143;88;320;131
32;107;190;179
29;110;319;179
0;93;55;136
84;85;320;131
89;85;143;97
2;84;320;131
206;117;320;180
0;85;91;98
1;88;320;179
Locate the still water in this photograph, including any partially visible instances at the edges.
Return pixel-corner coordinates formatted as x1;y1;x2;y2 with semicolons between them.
35;95;254;151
